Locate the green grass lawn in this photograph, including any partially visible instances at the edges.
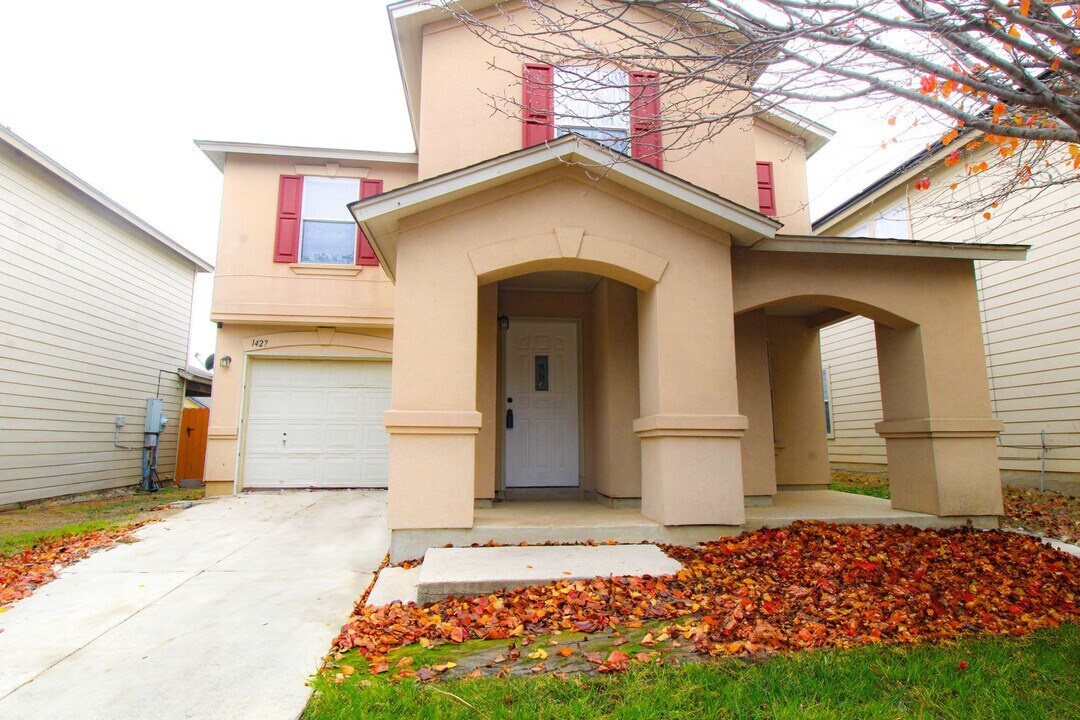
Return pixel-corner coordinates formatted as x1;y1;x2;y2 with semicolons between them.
829;470;891;499
303;623;1079;720
0;486;202;556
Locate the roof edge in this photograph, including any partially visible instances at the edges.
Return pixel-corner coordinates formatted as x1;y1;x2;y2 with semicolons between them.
1;125;213;272
760;233;1028;261
194;140;419;173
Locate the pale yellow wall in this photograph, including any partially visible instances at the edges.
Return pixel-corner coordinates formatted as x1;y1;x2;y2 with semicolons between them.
753;120;812;234
211;153;417;327
0;141;195;504
414;4;760;209
819;144;1080;481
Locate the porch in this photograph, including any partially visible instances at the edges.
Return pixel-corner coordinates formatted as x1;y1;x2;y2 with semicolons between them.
388;490;996;561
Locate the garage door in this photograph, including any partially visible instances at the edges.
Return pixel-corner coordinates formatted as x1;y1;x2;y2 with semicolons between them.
242;359;391;488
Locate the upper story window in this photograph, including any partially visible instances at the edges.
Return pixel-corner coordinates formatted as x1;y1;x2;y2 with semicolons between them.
522;63;662;169
553;67;630;154
273;175;382;266
300;177;362;264
874;203;910;239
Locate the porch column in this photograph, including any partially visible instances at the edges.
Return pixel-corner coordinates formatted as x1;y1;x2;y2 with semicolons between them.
385;239;481;530
635;248;747;525
874;293;1003;517
734;310;777;501
767;316;831;488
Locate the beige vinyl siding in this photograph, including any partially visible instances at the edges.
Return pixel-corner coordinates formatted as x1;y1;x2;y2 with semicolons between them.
0;143;194;505
819;316;886;466
819;148;1080;478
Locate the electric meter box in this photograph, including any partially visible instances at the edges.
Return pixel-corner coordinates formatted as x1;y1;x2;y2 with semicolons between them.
144;398;168;433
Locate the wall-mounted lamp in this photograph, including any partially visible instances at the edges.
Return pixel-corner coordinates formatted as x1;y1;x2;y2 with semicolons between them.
498;315;510;330
219;355;232;369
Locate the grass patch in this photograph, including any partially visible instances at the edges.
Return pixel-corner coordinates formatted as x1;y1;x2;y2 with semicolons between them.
0;486;201;556
304;623;1080;720
829;470;892;500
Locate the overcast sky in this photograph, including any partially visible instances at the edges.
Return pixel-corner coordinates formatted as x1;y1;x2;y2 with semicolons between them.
1;1;929;367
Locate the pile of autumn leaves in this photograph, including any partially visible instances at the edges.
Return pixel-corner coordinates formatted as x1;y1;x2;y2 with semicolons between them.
0;526;140;607
333;522;1079;673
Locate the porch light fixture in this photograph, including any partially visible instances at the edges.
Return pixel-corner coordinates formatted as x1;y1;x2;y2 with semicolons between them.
498;315;510;330
219;355;232;369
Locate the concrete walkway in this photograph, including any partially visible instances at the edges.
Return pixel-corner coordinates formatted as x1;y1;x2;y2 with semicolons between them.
0;491;388;720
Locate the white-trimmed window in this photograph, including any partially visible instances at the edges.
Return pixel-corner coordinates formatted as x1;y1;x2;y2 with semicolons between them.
822;366;835;439
553;67;630;154
299;177;362;265
875;203;911;239
844;223;869;238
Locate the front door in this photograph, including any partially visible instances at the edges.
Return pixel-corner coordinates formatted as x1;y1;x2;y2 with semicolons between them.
504;320;580;487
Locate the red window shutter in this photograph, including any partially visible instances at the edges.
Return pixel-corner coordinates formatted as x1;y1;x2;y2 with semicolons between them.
630;72;663;169
273;175;303;263
522;63;554;148
756;162;776;216
356;178;383;266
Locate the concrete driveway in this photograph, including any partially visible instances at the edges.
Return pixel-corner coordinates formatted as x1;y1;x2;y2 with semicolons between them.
0;490;388;720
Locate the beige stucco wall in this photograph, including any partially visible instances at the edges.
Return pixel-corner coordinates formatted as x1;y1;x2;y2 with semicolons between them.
753;120;812;234
210;153;417;328
414;4;759;210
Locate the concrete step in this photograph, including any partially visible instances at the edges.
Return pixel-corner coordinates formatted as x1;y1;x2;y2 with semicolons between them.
415;544;682;605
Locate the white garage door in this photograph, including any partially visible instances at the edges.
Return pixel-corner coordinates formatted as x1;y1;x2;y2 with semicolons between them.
242;359;391;488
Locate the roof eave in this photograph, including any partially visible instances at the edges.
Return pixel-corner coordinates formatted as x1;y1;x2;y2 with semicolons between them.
760;233;1029;261
194;140;419;173
1;125;213;272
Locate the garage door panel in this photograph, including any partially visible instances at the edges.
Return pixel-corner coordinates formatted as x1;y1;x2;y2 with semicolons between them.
242;359;392;489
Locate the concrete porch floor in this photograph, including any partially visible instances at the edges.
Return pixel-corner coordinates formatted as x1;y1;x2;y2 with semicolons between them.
390;490;996;561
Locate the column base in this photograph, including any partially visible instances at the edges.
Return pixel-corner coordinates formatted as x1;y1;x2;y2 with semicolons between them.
876;417;1004;516
635;414;747;525
385;410;481;530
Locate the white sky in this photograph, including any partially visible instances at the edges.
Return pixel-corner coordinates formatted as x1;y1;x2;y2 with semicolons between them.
0;1;932;368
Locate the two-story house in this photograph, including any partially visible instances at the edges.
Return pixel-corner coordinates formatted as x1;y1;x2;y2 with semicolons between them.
199;0;1026;561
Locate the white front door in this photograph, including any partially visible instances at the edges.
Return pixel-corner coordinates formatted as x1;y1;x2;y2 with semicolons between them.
504;320;580;488
242;359;391;488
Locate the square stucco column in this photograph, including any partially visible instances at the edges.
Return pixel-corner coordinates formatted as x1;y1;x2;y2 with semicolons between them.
734;310;777;499
767;316;831;488
635;247;747;526
874;311;1003;517
385;238;481;530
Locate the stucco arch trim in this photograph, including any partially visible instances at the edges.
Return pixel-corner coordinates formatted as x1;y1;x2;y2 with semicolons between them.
469;227;669;290
735;294;917;329
239;328;393;356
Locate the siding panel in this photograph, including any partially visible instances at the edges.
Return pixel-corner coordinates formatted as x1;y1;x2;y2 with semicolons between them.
0;143;194;504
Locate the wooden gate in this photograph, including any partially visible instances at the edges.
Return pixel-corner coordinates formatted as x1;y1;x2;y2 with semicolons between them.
176;407;210;482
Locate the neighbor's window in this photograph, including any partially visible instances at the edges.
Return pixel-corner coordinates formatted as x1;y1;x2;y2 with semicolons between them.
822;366;834;438
875;203;911;239
299;177;362;264
844;223;869;238
553;67;630;154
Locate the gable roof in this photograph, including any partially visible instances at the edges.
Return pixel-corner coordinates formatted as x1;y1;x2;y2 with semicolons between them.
349;134;777;280
0;124;213;272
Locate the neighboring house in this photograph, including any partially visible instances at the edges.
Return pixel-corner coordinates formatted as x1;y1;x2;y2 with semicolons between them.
198;0;1025;560
815;140;1080;493
0;125;213;506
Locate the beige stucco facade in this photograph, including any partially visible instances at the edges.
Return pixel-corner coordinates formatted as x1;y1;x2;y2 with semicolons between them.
198;0;1026;555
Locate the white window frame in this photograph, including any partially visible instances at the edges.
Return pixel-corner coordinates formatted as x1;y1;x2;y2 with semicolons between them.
844;223;869;238
822;365;835;439
553;66;631;153
298;176;360;265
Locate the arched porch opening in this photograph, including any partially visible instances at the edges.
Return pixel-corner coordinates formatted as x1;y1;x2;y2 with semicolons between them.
735;294;1003;518
474;270;643;507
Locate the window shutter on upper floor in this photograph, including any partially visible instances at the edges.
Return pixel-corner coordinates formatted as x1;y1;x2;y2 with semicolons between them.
356;178;383;266
273;174;303;263
756;162;776;216
522;63;555;148
629;72;662;169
